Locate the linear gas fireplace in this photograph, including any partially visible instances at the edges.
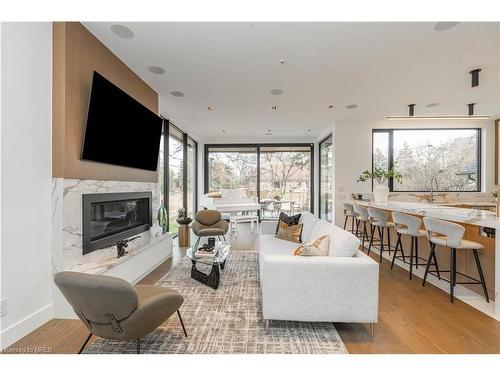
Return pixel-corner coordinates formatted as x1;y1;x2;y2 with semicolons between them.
82;192;152;255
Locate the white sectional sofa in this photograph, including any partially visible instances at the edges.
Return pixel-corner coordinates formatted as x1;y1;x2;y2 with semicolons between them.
257;212;379;328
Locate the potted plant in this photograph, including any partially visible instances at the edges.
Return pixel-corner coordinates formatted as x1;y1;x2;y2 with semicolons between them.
176;208;192;225
357;167;403;203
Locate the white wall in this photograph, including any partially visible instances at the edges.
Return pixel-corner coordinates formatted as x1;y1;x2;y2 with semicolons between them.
0;22;53;349
333;117;495;226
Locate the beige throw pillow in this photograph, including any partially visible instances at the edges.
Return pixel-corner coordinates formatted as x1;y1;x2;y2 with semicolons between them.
294;235;330;256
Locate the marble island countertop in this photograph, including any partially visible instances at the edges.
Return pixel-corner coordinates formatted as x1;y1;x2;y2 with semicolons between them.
352;200;500;229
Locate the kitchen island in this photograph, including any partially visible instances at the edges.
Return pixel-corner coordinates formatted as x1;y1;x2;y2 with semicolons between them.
351;200;500;321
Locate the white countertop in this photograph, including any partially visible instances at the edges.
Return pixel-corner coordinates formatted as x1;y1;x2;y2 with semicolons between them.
352;200;500;229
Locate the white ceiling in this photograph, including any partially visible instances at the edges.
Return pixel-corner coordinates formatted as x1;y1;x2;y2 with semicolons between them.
83;22;500;142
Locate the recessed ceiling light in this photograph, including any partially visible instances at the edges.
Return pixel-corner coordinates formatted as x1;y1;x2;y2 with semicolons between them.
328;105;334;110
280;59;286;65
426;102;440;108
222;130;226;133
270;89;284;96
434;22;459;31
306;129;311;132
148;66;165;75
208;106;215;111
346;104;358;109
110;24;135;39
170;91;184;97
272;106;277;110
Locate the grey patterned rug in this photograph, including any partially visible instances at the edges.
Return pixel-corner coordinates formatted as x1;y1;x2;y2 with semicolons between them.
84;251;348;354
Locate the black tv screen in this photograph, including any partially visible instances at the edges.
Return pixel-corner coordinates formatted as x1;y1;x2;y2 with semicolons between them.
81;71;162;171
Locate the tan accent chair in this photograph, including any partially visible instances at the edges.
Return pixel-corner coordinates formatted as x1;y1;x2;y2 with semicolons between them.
192;210;229;249
54;271;187;354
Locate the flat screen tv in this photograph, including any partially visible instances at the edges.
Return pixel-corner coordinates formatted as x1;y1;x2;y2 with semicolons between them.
81;71;163;171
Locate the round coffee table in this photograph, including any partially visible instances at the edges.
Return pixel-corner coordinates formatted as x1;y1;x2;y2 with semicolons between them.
186;241;230;289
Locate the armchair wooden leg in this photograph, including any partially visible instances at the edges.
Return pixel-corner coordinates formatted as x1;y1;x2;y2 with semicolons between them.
78;332;93;354
136;338;141;354
177;310;188;337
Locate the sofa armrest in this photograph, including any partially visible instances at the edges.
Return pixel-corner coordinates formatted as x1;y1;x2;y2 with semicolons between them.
261;252;379;323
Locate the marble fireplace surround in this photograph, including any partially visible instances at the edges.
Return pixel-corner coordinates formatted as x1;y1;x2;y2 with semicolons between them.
51;178;166;275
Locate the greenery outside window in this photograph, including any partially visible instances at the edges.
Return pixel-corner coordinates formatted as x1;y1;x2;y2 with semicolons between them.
372;128;481;192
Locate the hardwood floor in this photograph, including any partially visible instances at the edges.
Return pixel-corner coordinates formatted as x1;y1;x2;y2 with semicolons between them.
4;229;500;354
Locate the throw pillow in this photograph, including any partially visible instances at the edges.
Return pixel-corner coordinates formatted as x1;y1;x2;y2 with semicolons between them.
293;235;330;256
275;221;303;243
275;212;302;234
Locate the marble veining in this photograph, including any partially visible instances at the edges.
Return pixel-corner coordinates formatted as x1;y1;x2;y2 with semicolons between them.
51;178;162;274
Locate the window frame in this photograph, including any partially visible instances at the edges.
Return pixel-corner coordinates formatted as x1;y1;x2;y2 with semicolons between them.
372;128;482;193
318;133;333;222
204;143;315;217
160;119;198;235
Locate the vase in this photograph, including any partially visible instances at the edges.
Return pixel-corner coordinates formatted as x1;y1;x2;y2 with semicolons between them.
373;184;389;203
157;203;168;233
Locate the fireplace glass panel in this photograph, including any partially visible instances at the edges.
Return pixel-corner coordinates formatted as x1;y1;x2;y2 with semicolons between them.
90;198;149;241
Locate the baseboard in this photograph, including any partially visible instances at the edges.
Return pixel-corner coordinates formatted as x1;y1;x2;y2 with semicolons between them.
0;303;53;350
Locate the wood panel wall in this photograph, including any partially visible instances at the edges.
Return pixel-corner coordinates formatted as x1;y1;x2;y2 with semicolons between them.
52;22;159;182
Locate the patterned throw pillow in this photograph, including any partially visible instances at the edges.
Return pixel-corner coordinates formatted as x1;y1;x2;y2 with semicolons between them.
275;212;302;234
275;221;303;243
294;235;330;256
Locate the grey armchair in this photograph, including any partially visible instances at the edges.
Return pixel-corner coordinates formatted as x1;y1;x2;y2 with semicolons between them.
54;271;187;354
192;210;229;249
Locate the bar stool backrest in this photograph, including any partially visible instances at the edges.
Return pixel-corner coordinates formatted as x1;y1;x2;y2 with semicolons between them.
353;205;369;221
423;217;465;248
343;203;354;215
392;212;422;237
367;207;389;227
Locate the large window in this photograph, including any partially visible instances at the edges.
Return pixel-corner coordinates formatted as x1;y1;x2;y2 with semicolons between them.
158;121;198;236
207;147;258;198
205;144;314;220
319;134;333;222
168;125;184;235
372;128;481;192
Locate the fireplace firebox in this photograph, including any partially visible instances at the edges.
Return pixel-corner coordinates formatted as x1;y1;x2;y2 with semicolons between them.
82;192;152;254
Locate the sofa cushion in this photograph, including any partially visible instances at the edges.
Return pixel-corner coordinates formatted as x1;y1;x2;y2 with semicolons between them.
310;220;360;257
298;211;318;242
257;234;300;279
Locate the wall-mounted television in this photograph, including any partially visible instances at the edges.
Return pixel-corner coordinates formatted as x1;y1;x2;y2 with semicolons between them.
81;71;163;171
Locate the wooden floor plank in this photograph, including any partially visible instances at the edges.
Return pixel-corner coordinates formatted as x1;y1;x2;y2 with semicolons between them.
4;230;500;354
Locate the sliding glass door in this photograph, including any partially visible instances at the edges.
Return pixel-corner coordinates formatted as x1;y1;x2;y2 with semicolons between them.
206;147;258;199
205;144;313;219
259;146;312;219
158;121;198;236
319;134;333;222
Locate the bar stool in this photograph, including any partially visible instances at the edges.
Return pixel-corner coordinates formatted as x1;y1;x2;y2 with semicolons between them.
390;212;428;280
367;207;395;263
422;217;489;303
343;203;358;234
353;205;371;249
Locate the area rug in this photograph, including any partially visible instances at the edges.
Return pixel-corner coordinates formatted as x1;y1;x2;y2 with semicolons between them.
84;251;348;354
